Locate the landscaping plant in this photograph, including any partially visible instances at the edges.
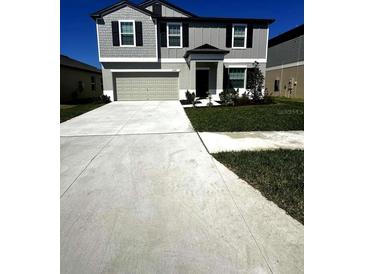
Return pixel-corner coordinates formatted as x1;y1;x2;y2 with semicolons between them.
246;61;265;103
185;90;196;105
219;88;238;106
99;94;111;103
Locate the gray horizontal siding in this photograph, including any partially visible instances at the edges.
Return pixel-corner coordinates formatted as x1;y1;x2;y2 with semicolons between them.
267;35;304;67
160;23;268;59
97;6;156;58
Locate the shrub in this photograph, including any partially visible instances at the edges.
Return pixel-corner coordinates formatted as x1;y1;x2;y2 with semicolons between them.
185;90;196;105
99;94;111;103
234;93;251;106
246;61;265;103
261;89;274;104
219;88;238;106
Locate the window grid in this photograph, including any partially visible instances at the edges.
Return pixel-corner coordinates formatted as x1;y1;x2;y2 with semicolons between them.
232;24;247;49
119;20;135;47
167;23;182;48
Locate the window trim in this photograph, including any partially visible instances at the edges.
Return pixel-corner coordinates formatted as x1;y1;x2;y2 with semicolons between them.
167;22;182;49
228;67;247;89
118;20;136;47
232;24;247;49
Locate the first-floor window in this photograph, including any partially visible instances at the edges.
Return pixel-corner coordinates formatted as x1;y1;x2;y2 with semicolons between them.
167;23;182;48
91;76;96;91
274;79;280;92
229;68;246;88
120;21;135;46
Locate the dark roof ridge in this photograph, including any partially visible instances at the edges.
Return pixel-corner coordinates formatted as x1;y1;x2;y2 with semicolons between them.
269;24;304;47
60;55;101;73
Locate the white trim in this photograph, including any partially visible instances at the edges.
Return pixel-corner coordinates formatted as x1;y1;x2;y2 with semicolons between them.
103;90;114;101
167;22;182;48
160;58;186;63
96;19;101;59
232;24;247;49
265;27;269;60
266;61;304;71
223;58;267;63
110;69;180;72
160;58;267;63
228;67;246;89
154;20;158;60
196;67;210;70
99;57;158;62
119;20;136;47
226;64;248;68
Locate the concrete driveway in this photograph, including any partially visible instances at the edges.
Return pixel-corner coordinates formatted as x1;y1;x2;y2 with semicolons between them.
61;101;303;274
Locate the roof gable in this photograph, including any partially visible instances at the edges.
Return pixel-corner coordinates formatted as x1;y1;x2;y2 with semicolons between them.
139;0;196;17
91;1;153;20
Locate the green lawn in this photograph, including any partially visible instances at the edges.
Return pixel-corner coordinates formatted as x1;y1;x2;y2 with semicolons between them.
184;98;303;132
213;149;304;224
60;103;106;123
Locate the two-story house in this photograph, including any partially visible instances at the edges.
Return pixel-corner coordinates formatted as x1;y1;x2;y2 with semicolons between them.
266;24;304;99
91;0;274;101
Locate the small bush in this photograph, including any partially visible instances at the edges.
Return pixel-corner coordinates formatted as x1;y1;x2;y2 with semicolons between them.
185;90;196;105
219;88;238;106
234;93;251;106
261;89;274;104
99;94;111;103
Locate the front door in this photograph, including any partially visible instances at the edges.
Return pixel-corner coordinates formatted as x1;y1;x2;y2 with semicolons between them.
196;70;209;98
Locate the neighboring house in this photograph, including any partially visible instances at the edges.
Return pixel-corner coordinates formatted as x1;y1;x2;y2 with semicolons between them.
266;24;304;98
91;0;274;101
60;55;103;103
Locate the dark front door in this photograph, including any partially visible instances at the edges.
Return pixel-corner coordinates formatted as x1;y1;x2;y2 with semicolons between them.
196;70;209;98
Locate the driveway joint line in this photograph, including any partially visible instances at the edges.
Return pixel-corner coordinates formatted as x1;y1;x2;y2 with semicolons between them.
60;103;144;198
60;131;196;138
195;127;273;272
211;156;274;273
60;135;114;198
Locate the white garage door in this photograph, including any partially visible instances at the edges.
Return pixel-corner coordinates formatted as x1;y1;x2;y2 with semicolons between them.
115;72;179;101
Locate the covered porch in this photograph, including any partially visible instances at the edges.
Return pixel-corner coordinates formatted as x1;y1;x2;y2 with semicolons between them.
184;44;249;101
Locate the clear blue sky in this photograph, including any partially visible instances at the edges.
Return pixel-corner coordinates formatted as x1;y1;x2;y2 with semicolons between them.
61;0;303;68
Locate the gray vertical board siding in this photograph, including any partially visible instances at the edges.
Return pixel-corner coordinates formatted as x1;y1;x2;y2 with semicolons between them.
161;23;268;59
267;35;304;67
144;4;188;17
97;6;156;58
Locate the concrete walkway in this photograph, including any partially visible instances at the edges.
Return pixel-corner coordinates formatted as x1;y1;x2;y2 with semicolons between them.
199;131;304;153
61;101;303;274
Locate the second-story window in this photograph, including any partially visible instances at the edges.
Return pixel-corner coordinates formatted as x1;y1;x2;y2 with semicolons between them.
119;20;135;47
232;24;247;48
167;23;182;48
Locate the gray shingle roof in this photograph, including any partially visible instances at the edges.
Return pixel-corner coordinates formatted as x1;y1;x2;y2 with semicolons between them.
60;55;101;74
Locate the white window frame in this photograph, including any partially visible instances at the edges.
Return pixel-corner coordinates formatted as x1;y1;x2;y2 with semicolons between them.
232;24;247;49
228;67;247;89
167;22;182;48
118;20;136;47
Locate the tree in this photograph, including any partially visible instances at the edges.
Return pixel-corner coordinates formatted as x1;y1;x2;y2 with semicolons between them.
246;61;265;102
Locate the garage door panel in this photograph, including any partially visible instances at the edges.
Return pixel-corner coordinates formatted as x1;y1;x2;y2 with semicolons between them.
115;72;178;101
